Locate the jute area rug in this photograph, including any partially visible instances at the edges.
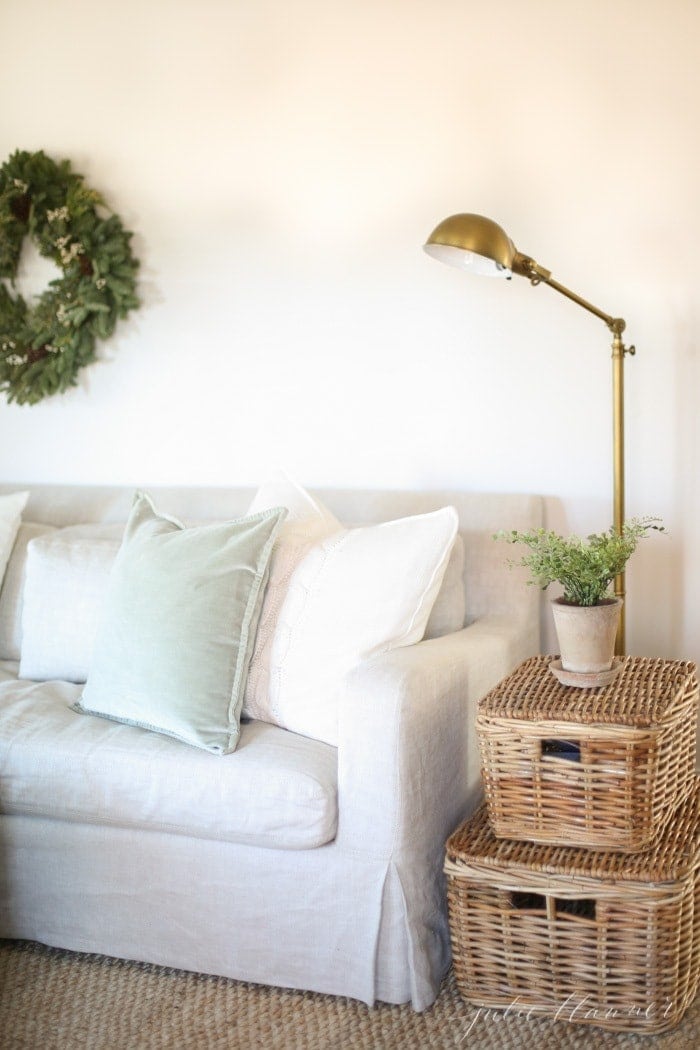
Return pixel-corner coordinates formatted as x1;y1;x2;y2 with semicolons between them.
1;939;697;1049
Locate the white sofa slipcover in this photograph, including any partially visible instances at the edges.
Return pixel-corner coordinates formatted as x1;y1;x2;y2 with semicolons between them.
0;483;542;1010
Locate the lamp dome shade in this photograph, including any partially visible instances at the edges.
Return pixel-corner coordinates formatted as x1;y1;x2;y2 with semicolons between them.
423;213;516;277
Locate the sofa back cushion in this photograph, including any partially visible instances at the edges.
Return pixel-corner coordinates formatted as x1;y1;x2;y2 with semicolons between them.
424;532;465;639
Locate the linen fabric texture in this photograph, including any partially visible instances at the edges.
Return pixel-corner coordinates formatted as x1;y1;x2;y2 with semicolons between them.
18;526;122;681
424;531;464;639
74;492;285;754
1;671;337;849
0;521;56;661
0;490;29;591
243;474;341;725
244;473;459;745
0;482;543;1011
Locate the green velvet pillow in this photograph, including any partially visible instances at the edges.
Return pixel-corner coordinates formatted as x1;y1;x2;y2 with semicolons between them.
74;492;285;754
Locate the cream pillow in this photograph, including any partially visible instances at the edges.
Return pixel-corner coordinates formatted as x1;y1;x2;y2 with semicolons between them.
0;521;57;661
0;490;29;591
245;475;458;745
19;526;123;682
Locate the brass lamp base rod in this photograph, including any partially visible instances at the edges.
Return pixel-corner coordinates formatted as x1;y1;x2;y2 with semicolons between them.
520;259;635;657
612;328;629;656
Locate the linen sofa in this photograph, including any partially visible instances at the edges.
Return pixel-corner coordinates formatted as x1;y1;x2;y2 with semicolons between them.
0;482;542;1010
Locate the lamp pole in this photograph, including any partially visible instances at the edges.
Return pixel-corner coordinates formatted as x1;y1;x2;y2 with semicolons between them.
612;322;633;654
520;261;635;656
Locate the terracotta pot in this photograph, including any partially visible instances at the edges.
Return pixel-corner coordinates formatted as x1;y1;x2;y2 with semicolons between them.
551;597;623;673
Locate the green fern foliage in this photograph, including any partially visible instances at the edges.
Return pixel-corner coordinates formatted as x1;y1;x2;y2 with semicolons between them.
495;518;665;606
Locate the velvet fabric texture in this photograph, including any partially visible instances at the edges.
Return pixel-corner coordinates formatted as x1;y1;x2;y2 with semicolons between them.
74;493;285;754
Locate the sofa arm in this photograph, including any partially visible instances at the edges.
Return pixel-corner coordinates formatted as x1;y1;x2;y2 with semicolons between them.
335;616;535;853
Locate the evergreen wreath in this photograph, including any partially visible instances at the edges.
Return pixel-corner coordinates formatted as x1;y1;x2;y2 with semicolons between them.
0;149;139;405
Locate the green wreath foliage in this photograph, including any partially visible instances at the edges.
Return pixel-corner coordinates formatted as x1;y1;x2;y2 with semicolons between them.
0;149;139;405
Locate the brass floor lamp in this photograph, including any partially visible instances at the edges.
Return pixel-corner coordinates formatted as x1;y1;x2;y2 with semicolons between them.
424;213;635;655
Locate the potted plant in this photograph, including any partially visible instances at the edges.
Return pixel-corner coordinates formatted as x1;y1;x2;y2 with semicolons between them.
495;518;664;680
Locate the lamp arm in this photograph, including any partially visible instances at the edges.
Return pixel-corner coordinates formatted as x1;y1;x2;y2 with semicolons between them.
512;250;630;339
545;275;626;336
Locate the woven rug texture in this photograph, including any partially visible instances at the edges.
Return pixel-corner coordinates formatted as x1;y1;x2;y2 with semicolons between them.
1;939;698;1049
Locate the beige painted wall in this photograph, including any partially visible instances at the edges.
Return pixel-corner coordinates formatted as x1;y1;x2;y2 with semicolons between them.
1;0;699;665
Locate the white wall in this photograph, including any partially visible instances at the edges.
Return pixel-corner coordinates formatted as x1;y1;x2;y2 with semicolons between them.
1;0;698;664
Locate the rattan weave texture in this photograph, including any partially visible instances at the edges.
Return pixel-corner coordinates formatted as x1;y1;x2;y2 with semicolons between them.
444;780;700;1035
477;655;698;851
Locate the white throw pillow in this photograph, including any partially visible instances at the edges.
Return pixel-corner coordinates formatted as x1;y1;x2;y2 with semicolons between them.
244;474;458;745
0;491;29;592
18;525;123;682
243;474;341;720
0;521;57;661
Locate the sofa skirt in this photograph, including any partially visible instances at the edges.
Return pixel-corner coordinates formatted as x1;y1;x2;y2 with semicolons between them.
0;813;450;1010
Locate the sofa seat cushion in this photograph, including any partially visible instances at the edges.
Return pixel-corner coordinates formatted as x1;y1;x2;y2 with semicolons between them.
0;663;337;850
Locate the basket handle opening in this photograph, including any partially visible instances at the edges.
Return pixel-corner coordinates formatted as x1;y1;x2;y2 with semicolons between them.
510;892;547;911
541;738;581;762
510;892;597;921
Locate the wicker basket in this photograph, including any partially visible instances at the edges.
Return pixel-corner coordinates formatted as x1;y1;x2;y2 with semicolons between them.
477;655;698;852
445;779;700;1034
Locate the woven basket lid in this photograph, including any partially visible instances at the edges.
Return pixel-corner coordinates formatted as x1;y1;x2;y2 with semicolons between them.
446;778;700;883
478;655;698;727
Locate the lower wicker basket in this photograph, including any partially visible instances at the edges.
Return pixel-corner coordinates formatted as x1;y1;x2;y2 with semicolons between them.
444;778;700;1034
